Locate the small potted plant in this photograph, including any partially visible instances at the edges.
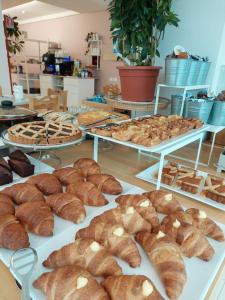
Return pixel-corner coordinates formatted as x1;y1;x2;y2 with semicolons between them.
108;0;180;102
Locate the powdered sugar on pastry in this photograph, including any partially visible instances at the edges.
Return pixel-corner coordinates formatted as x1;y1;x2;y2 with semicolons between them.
126;206;135;214
156;231;165;239
198;210;207;219
76;276;88;289
90;241;100;252
140;200;150;207
113;227;124;236
142;280;154;296
173;219;181;228
164;194;172;202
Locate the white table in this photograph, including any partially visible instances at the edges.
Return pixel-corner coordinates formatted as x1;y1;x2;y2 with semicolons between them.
86;125;209;189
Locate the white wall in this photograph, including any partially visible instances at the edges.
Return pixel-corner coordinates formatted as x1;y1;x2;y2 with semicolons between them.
0;0;11;95
155;0;225;94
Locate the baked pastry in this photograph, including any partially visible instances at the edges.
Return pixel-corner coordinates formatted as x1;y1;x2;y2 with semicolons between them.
161;163;195;186
73;158;101;177
186;208;225;241
46;193;86;223
102;275;164;300
0;214;29;250
204;176;225;204
143;190;183;214
43;238;122;277
76;222;141;267
160;217;214;261
115;194;159;229
2;182;45;204
33;266;110;300
87;174;122;195
8;121;82;145
8;150;34;177
136;231;187;300
66;181;108;206
15;201;54;236
0;157;13;186
90;206;152;234
53;167;84;186
0;193;15;216
27;173;62;195
161;211;193;228
176;174;204;194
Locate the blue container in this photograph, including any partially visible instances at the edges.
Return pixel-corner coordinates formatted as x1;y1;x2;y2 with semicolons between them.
196;62;211;85
186;98;214;123
165;58;191;86
208;101;225;125
186;60;201;86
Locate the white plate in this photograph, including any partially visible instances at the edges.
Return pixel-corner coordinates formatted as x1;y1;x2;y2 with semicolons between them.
136;161;225;212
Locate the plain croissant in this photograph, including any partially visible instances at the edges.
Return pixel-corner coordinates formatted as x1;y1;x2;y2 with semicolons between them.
136;231;187;300
73;158;101;177
15;201;54;236
102;275;164;300
66;181;108;206
2;182;45;204
43;238;122;277
53;167;84;186
90;206;152;234
27;173;62;195
33;265;110;300
87;174;122;195
143;190;183;215
76;222;141;267
0;214;29;250
115;194;159;229
0;193;15;216
46;193;86;223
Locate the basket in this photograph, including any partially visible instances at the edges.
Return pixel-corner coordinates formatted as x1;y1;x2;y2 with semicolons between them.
208;101;225;125
186;98;214;123
196;61;211;85
186;60;201;86
165;58;191;86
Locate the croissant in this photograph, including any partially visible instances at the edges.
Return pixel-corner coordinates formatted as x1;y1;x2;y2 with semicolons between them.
161;211;193;227
27;173;62;195
115;194;159;229
76;222;141;267
87;174;122;195
0;193;15;216
53;167;84;186
186;208;225;242
136;231;186;300
66;181;108;206
2;183;45;204
73;158;101;177
0;214;29;250
15;201;54;236
91;206;152;234
160;217;214;261
46;193;86;223
33;265;110;300
43;238;122;277
102;275;163;300
143;190;183;214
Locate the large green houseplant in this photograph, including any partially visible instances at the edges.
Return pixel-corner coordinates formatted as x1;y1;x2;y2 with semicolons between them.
108;0;180;101
6;16;24;55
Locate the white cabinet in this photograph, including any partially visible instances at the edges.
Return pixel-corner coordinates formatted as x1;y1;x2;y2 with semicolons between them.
40;75;95;107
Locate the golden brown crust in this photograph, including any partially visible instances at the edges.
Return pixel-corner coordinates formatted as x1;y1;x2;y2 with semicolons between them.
73;158;101;177
87;174;122;195
0;193;15;216
53;167;84;186
27;173;62;195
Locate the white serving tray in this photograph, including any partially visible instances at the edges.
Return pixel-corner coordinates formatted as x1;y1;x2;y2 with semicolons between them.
136;160;225;212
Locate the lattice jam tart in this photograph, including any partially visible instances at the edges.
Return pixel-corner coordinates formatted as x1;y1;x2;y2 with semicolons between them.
8;121;82;145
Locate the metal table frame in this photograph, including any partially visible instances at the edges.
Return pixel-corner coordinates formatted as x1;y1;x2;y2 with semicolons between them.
88;126;208;190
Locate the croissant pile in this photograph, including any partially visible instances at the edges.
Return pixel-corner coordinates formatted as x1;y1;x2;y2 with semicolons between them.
91;115;203;147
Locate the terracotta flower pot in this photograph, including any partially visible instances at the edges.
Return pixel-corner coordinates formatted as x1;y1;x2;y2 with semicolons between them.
118;66;161;102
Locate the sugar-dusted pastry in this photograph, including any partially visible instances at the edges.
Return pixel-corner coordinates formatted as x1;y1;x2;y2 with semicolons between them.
0;193;15;216
76;222;141;268
87;174;122;195
0;214;29;250
186;208;225;242
115;194;159;229
2;182;45;204
136;231;186;300
161;210;193;228
102;275;164;300
143;190;183;214
66;181;108;206
73;158;101;177
91;206;152;234
27;173;62;195
46;193;86;223
43;238;122;277
33;266;110;300
160;217;214;261
53;167;84;186
15;201;54;236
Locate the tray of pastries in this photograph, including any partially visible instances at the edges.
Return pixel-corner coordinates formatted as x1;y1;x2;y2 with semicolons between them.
136;160;225;211
89;115;203;147
7;121;82;145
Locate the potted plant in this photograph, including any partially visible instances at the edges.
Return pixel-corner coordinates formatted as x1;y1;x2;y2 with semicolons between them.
108;0;180;102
